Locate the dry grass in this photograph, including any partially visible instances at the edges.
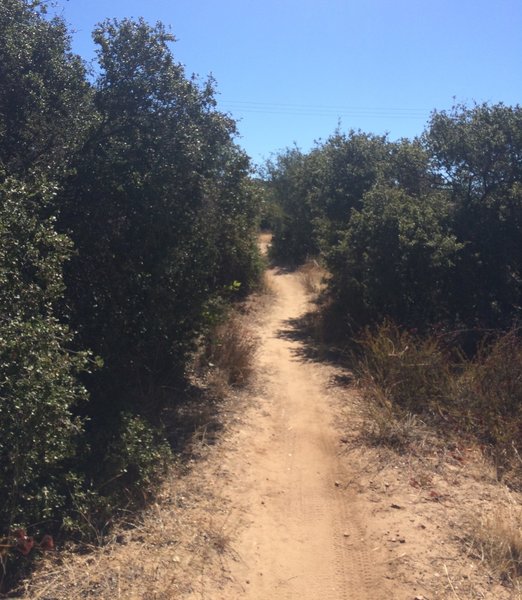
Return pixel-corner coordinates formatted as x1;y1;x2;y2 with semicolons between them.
466;498;522;588
352;322;522;597
297;258;329;298
204;312;257;389
360;393;431;452
355;322;522;484
356;321;456;416
17;435;239;599
459;331;522;480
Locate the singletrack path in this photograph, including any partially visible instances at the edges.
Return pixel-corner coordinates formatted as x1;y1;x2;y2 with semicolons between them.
198;267;390;599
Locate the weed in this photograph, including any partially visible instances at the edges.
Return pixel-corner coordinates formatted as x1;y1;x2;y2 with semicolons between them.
297;259;329;297
204;312;257;388
355;322;522;482
467;501;522;585
459;331;522;479
356;321;456;416
361;399;429;452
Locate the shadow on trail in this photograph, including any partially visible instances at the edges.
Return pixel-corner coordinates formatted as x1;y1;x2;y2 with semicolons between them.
276;312;354;384
160;382;227;457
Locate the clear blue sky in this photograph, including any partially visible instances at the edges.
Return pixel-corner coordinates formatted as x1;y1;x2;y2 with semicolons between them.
49;0;522;166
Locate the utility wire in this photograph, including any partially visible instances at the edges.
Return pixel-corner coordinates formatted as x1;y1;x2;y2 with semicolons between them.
218;99;430;119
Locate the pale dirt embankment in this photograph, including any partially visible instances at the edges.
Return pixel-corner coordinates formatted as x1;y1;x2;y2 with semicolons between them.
21;238;521;599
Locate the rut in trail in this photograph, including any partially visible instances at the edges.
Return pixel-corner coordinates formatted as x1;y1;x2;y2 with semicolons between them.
195;267;391;600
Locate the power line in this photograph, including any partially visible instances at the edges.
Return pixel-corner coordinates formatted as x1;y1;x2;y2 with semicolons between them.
217;99;430;119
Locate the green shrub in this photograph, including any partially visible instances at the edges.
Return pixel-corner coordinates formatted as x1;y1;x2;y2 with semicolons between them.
0;178;88;534
326;186;461;333
60;18;261;421
102;414;173;502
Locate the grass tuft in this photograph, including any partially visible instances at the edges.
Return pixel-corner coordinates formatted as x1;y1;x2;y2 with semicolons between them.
297;259;329;297
204;312;257;389
467;502;522;585
355;322;522;481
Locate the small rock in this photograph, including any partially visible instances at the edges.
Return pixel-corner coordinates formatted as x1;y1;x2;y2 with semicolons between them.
334;480;341;487
390;503;402;509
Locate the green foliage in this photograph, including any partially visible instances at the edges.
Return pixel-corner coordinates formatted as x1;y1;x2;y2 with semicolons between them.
0;178;88;532
202;154;263;295
310;130;389;249
0;3;261;573
388;137;433;196
327;186;461;331
59;18;260;424
266;147;319;263
267;131;390;264
0;0;93;178
0;2;92;552
102;414;173;500
267;102;522;336
427;103;522;329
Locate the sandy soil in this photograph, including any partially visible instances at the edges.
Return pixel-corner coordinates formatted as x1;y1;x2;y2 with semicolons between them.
20;257;522;599
193;266;402;600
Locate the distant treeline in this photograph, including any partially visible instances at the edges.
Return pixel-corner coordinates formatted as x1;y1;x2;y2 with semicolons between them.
0;0;261;568
266;102;522;336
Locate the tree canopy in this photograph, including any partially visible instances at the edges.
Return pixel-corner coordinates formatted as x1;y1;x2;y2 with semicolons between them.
0;2;261;572
267;102;522;335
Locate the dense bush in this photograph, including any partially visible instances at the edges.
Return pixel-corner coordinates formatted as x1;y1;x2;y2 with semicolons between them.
60;19;260;417
326;186;461;331
267;103;522;335
427;103;522;329
0;0;92;546
0;0;261;572
0;0;93;179
266;147;319;263
0;178;88;534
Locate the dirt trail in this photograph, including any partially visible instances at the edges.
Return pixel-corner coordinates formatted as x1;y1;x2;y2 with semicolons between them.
197;267;393;599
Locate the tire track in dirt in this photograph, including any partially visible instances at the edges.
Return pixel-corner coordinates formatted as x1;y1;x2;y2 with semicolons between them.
195;267;390;599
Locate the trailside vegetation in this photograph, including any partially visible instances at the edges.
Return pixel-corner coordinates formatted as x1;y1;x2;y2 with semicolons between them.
266;103;522;481
269;104;522;334
0;0;261;584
